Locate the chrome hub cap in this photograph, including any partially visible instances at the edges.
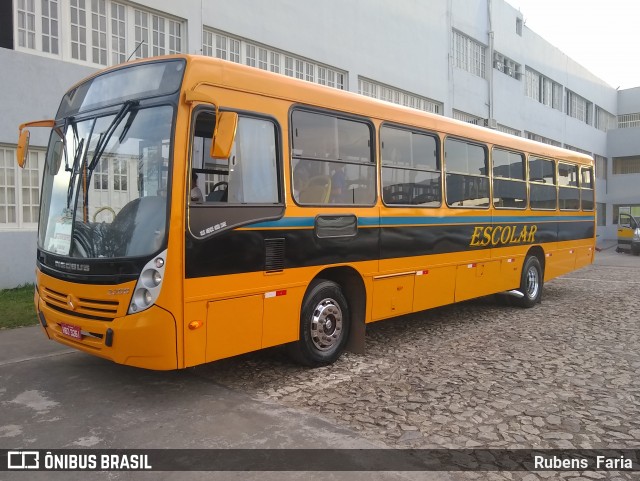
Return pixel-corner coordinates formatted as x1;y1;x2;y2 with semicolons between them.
310;298;343;351
526;266;540;299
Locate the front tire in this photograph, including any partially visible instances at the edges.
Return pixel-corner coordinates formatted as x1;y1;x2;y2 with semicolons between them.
512;255;543;308
288;279;350;366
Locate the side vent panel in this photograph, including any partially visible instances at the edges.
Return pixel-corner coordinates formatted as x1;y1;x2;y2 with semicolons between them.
265;238;285;272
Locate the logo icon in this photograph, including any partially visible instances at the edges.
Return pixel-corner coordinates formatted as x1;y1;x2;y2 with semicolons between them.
8;451;40;470
66;294;80;311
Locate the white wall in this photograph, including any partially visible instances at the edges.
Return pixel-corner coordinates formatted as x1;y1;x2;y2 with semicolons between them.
0;48;96;148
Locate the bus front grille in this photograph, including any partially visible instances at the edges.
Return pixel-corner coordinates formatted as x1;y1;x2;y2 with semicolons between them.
42;287;120;321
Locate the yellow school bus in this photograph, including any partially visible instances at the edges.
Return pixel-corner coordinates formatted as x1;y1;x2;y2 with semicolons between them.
17;55;595;370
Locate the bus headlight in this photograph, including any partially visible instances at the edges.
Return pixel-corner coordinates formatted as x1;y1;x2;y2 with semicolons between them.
129;250;167;314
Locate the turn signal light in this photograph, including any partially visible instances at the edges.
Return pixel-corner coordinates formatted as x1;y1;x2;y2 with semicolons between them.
188;320;204;330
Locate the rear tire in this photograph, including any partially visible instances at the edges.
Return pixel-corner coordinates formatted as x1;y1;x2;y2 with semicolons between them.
512;255;543;308
288;279;350;366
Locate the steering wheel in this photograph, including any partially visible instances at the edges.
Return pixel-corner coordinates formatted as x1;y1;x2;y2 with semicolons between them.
93;206;116;223
211;181;228;191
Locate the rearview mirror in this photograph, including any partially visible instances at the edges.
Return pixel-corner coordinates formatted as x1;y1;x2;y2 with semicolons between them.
17;119;55;168
210;111;238;159
17;129;30;168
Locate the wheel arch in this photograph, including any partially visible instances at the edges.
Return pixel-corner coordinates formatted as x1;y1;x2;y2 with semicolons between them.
309;266;366;354
526;245;546;273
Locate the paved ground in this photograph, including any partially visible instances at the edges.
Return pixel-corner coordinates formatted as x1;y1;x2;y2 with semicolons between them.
193;244;640;479
1;243;639;480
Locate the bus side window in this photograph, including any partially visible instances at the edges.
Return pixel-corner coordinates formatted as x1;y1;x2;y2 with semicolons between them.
190;110;229;203
529;157;557;210
291;109;375;206
444;138;489;208
190;112;280;205
381;125;441;207
492;148;526;209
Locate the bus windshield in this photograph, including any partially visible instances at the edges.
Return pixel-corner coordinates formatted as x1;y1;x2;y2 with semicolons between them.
38;104;174;259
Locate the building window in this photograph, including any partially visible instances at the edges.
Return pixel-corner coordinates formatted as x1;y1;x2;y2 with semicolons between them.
594;106;616;132
206;32;220;58
516;17;523;36
357;78;443;115
133;9;149;59
497;124;521;136
113;158;128;191
91;0;107;65
0;146;44;227
14;2;183;65
244;44;256;67
229;38;240;63
618;113;640;129
17;0;36;49
452;30;486;79
612;156;640;175
202;28;348;91
258;47;268;70
94;158;108;190
564;144;591;156
70;0;88;61
168;20;181;54
295;59;304;79
284;56;294;77
305;62;315;82
525;67;563;110
42;0;59;54
110;2;126;64
151;14;165;56
452;109;483;125
524;131;561;147
0;148;17;224
493;52;521;80
566;90;592;125
270;52;280;73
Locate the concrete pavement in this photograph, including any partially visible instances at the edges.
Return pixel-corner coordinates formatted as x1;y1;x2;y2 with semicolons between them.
0;325;451;481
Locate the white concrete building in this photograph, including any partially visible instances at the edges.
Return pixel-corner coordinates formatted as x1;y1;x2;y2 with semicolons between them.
1;0;638;288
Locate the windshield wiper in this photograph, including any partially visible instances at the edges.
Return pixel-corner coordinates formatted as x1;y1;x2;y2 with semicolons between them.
78;100;139;215
66;137;85;209
87;100;139;173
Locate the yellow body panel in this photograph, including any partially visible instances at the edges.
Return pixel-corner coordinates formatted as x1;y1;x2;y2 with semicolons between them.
372;274;415;321
206;295;263;362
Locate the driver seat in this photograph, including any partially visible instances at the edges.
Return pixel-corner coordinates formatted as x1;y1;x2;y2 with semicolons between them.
206;189;227;202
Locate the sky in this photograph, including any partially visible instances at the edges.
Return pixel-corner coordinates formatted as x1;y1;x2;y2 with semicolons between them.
505;0;640;89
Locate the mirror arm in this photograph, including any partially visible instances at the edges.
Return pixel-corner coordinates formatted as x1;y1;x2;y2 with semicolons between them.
184;90;219;116
18;119;55;130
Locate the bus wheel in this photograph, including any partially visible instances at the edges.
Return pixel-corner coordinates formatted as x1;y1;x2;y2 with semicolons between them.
289;279;350;366
512;256;543;308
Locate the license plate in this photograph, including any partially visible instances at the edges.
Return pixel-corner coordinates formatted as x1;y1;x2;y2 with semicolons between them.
60;322;82;340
